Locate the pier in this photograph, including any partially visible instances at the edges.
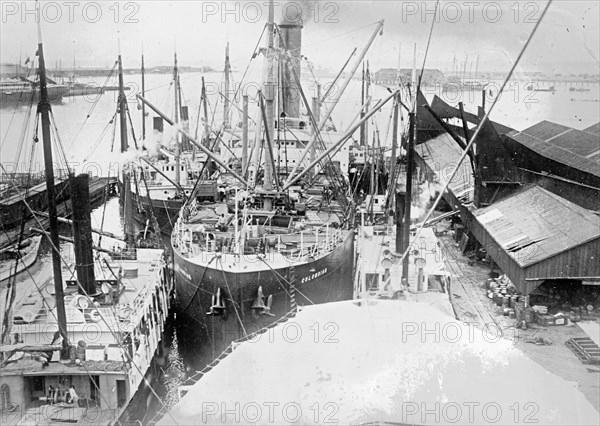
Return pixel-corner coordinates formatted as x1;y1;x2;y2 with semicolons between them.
0;176;117;249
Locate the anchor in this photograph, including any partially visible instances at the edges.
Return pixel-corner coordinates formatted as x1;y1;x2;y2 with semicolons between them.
206;288;226;316
251;286;274;317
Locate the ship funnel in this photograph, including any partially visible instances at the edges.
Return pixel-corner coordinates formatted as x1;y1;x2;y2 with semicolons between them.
70;173;96;296
153;117;164;133
279;19;303;120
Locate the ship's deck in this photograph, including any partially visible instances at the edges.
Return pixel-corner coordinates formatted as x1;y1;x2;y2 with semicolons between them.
174;209;350;271
356;224;454;316
3;248;166;370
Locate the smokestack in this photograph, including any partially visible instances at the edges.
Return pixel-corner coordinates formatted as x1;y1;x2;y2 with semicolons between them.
279;19;303;119
70;173;96;296
153;116;164;133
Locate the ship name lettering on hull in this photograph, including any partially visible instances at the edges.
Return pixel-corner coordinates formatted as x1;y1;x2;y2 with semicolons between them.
301;268;328;284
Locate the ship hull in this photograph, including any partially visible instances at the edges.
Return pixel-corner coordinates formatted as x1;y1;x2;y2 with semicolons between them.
173;230;355;361
0;86;67;104
131;190;184;235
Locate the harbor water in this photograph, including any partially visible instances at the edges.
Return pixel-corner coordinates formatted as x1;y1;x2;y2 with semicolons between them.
1;73;599;422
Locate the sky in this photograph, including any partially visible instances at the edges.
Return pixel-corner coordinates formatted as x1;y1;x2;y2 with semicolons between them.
1;0;598;75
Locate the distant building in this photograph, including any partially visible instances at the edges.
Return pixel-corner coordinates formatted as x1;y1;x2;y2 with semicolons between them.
372;68;446;86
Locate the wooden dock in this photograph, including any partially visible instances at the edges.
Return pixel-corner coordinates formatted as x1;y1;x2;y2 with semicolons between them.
0;176;117;249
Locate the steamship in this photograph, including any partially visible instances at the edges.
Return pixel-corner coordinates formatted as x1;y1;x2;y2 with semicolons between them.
124;55;220;236
165;3;387;358
0;32;173;425
0;77;67;104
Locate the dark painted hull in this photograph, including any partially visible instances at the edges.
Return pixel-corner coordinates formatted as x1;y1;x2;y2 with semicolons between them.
0;86;67;105
130;191;184;235
173;230;355;361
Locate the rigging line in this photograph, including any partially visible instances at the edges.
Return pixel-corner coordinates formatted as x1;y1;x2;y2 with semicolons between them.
392;0;554;280
97;167;111;248
418;0;441;93
125;105;140;149
85;112;117;160
217;257;247;337
256;256;294;300
0;228;122;420
0;65;37;152
49;111;73;174
11;89;36;165
179;255;217;315
0;162;178;425
223;24;268;125
65;61;118;151
257;256;317;304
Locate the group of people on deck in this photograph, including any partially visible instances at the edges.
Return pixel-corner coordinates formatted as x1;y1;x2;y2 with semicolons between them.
46;385;79;406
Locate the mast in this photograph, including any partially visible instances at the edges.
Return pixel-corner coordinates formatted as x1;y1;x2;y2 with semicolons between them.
310;84;320;177
360;62;365;146
401;112;415;282
263;0;276;196
118;50;135;247
201;77;210;149
141;53;146;141
173;52;181;187
365;60;370;146
38;24;69;353
223;42;231;127
242;95;249;173
284;20;384;188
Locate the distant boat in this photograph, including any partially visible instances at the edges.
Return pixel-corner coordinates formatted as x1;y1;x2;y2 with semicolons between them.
569;87;590;92
526;83;556;92
0;235;42;282
0;77;67;104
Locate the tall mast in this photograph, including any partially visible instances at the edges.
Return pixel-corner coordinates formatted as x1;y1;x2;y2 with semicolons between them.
401;111;415;282
201;77;209;149
141;52;146;141
242;95;249;173
365;60;370;146
360;62;365;146
38;22;68;352
389;94;399;221
173;52;181;186
118;46;135;247
223;42;231;128
263;0;276;196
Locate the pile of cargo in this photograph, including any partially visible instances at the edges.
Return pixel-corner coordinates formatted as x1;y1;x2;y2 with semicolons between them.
486;274;524;319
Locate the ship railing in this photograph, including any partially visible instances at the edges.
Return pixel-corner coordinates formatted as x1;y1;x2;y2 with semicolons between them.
173;224;346;260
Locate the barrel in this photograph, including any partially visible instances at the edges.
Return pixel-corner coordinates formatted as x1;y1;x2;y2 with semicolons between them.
495;294;503;306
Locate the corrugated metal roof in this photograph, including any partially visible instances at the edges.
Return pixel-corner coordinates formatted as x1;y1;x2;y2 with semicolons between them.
415;133;474;202
507;120;600;177
474;185;600;268
584;122;600;136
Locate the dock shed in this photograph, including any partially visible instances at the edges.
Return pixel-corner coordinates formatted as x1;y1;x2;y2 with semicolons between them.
468;185;600;294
